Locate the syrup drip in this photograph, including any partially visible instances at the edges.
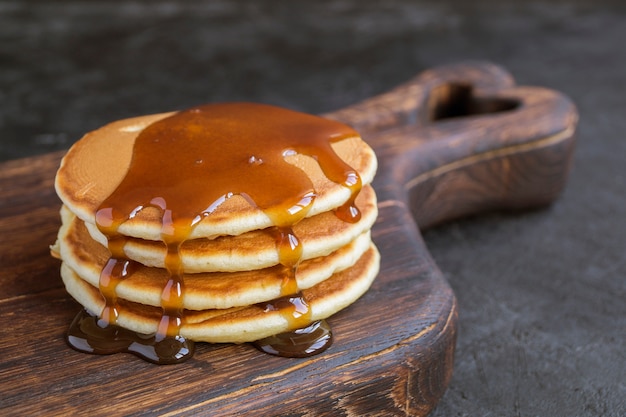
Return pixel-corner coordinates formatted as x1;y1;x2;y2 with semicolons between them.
68;309;194;364
66;102;362;363
253;319;333;358
156;229;186;341
259;293;312;330
334;172;362;223
97;257;132;327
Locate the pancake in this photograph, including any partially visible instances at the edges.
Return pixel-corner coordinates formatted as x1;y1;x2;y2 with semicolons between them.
53;102;381;361
55;106;378;240
73;185;377;272
58;209;373;309
61;244;380;343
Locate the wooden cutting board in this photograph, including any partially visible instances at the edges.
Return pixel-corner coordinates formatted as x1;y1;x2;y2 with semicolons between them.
0;62;577;416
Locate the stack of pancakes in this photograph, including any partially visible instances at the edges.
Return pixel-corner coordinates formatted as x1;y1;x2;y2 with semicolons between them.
52;104;380;346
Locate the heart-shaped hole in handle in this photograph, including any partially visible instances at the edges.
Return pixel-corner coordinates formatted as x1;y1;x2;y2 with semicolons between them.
428;83;519;121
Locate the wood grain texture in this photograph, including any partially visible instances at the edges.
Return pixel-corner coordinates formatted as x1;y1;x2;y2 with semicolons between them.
0;62;576;416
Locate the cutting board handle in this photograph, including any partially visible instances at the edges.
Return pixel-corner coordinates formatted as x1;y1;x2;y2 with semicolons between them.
320;62;577;415
327;61;578;228
325;61;515;132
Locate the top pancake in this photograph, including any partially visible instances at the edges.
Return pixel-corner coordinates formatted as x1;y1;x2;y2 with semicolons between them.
55;104;378;240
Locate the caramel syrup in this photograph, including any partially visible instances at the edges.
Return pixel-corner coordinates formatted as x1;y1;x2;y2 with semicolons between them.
253;319;333;358
67;102;362;362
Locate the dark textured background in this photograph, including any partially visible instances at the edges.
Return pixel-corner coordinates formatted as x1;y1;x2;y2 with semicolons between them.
2;1;625;415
